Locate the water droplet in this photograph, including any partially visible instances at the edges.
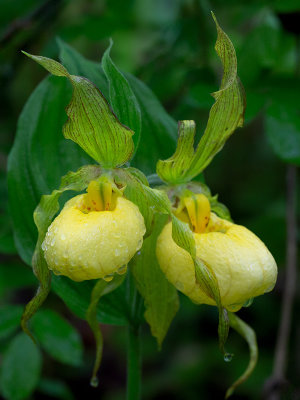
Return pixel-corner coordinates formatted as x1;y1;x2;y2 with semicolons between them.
50;239;55;247
117;264;127;275
243;298;253;308
265;284;274;293
136;239;143;251
41;242;46;251
103;274;114;282
224;353;233;362
90;376;99;387
137;251;141;256
115;249;120;256
61;233;66;240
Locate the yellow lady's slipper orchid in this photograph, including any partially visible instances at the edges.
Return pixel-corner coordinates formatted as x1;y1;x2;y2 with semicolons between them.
42;181;146;282
156;194;277;311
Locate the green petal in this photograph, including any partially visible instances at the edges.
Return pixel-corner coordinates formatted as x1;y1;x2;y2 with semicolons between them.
22;51;134;168
226;312;258;398
157;13;246;184
171;215;230;356
86;274;125;387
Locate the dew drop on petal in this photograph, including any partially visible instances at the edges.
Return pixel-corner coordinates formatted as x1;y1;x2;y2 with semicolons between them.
243;298;253;308
60;234;66;241
90;376;99;388
117;264;127;275
103;274;114;282
224;353;233;363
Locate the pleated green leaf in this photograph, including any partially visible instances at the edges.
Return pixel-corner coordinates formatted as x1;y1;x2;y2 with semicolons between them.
31;309;83;366
132;214;179;347
157;13;246;184
22;52;134;168
0;333;42;400
226;312;258;398
21;165;101;340
102;39;141;154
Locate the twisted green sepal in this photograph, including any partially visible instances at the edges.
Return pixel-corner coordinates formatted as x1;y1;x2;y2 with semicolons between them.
226;312;258;398
21;165;101;340
171;215;230;356
86;274;125;387
115;168;171;235
157;13;246;184
22;51;134;168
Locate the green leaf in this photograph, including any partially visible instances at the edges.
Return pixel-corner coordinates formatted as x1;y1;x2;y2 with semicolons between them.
0;333;42;400
51;277;128;326
22;51;134;168
266;102;300;165
86;274;125;386
0;305;23;341
21;165;101;340
37;378;74;400
127;72;177;175
226;312;258;398
132;214;179;347
57;38;109;98
157;13;246;184
31;309;83;366
102;39;141;153
0;263;36;297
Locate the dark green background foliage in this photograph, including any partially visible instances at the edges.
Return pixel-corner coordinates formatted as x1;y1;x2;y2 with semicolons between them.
1;0;300;399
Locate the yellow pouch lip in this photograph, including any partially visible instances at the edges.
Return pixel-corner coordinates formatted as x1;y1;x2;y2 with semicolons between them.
42;194;146;282
156;217;277;308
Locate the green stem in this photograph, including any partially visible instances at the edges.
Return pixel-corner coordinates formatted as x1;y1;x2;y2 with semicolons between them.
126;324;142;400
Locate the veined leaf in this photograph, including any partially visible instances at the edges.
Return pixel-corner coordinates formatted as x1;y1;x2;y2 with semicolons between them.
0;305;23;341
226;312;258;398
21;165;101;340
102;39;141;154
157;13;246;184
0;333;42;400
31;309;83;366
22;51;134;168
132;214;179;347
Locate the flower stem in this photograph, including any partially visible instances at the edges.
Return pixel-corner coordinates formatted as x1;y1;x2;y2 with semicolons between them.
126;324;142;400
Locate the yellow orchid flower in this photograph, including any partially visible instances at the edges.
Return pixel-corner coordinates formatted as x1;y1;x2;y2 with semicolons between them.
42;180;146;282
156;194;277;311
